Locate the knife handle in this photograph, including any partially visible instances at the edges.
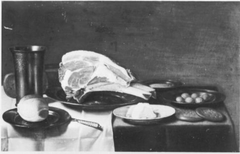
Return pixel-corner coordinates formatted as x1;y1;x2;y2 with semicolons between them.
72;118;103;131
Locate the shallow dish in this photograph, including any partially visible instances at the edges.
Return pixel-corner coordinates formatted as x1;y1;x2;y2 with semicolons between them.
142;79;183;89
45;87;144;111
2;107;71;129
113;104;175;125
161;88;225;107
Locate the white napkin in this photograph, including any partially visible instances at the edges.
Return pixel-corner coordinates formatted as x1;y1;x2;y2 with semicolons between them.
48;100;115;151
1;87;115;151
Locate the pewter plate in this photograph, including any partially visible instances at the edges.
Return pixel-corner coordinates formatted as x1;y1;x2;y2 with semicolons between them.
45;87;144;111
2;107;71;129
113;104;176;125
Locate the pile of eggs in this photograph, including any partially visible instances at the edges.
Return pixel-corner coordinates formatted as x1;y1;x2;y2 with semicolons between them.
175;92;214;104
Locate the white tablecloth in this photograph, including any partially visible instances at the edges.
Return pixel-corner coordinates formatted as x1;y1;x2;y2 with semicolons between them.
1;87;115;151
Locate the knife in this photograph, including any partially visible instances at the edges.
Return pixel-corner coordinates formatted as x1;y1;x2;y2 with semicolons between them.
71;118;103;131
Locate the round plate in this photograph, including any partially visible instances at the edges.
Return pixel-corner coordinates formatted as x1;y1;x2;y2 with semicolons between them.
2;107;71;129
142;79;184;89
161;88;225;107
196;107;225;122
113;104;175;125
45;87;144;111
175;109;203;122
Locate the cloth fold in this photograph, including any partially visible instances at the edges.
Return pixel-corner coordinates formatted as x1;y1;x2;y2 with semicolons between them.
1;87;115;151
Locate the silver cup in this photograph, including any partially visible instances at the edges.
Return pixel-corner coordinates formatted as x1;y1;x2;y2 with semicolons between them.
10;45;46;106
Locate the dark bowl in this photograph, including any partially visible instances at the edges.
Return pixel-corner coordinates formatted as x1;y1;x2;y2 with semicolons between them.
161;88;226;108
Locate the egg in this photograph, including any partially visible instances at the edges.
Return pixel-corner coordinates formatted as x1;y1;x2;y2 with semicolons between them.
185;97;194;103
195;97;203;103
176;97;184;103
181;93;190;99
191;93;198;99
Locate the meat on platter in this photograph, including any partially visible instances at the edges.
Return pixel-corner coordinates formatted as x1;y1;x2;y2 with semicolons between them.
58;50;156;103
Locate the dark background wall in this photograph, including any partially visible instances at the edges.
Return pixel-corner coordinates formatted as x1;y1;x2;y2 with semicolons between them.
2;1;239;148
